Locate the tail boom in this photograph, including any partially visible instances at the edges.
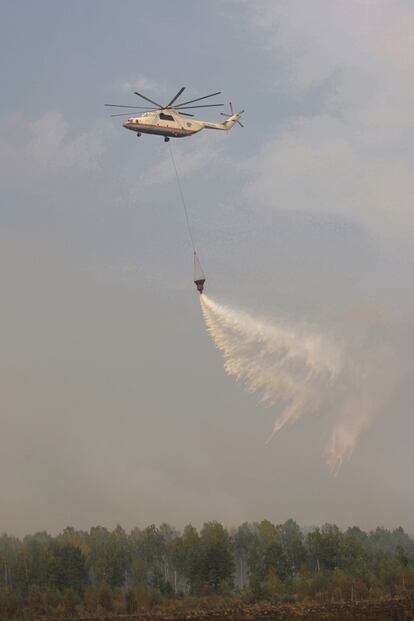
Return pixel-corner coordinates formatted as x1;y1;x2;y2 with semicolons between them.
202;114;240;131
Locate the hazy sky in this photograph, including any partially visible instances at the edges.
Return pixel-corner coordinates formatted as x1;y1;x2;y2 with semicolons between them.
1;0;414;536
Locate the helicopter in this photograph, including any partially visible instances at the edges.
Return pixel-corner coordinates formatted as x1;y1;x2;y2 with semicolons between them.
105;87;244;142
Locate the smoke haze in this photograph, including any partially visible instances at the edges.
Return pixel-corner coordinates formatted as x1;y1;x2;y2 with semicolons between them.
1;1;414;536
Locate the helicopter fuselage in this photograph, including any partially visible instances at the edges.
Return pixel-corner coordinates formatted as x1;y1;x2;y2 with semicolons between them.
122;109;238;139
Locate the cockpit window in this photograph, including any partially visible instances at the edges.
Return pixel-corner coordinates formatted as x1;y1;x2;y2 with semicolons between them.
160;113;174;121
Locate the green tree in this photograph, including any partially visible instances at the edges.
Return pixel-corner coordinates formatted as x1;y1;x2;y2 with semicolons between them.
88;525;129;587
159;523;179;589
174;524;201;593
263;540;289;581
46;543;88;592
375;553;400;596
247;520;291;596
278;519;307;576
129;524;168;594
307;524;342;572
338;532;368;577
23;532;53;590
0;535;20;589
198;522;234;594
263;567;284;601
234;523;256;589
13;544;33;595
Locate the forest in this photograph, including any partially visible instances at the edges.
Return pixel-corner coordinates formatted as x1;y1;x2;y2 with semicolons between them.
1;520;414;619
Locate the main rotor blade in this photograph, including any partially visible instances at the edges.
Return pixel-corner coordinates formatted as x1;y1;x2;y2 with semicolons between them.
173;91;221;107
105;104;156;109
220;113;232;117
230;101;234;115
134;91;163;108
173;103;224;109
165;87;185;108
176;112;194;117
110;113;142;117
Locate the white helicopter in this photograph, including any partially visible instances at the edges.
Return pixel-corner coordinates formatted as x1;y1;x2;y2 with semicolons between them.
105;87;244;142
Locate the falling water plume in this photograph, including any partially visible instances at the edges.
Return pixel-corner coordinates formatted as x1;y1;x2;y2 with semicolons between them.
200;296;402;472
200;295;342;439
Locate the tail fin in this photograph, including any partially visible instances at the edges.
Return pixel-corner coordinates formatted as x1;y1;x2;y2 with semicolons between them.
221;115;239;129
220;102;244;128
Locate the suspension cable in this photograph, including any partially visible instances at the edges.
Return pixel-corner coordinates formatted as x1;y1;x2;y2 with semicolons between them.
167;142;196;254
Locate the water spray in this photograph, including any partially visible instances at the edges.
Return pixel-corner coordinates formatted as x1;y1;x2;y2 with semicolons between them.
199;295;381;471
200;295;341;434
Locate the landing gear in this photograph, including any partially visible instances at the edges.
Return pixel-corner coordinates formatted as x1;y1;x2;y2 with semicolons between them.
136;132;141;137
164;136;170;142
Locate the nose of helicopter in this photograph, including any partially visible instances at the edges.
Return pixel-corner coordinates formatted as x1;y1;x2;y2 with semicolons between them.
122;121;129;128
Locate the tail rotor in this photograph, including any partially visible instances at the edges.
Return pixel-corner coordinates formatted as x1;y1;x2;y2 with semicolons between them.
220;102;245;127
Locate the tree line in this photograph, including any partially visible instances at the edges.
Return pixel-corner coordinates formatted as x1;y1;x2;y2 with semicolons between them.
1;520;414;618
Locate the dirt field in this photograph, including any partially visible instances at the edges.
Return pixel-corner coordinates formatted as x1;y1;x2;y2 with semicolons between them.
35;597;414;621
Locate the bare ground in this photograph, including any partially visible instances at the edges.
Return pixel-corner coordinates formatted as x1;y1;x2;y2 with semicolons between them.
36;596;414;621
